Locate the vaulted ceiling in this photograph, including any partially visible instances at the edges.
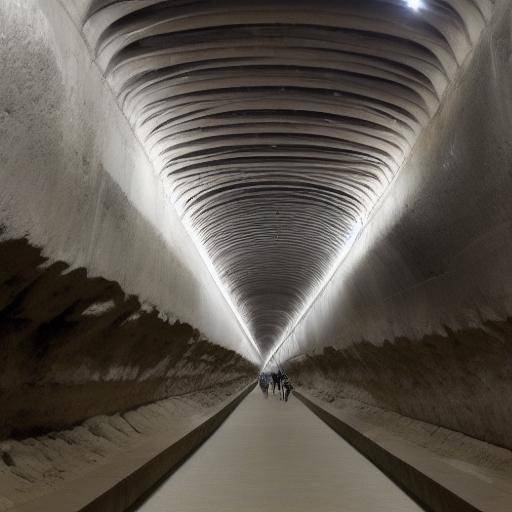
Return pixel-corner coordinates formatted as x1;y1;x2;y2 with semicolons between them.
83;0;491;355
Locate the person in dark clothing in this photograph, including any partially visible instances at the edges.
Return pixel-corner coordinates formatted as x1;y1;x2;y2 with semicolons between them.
259;373;269;397
279;371;289;400
282;376;294;402
271;372;279;394
276;369;285;397
276;370;290;400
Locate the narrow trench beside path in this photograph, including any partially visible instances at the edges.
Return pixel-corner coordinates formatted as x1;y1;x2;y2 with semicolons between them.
136;387;424;512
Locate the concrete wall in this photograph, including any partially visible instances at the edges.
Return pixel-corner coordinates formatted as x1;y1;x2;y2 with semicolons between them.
275;0;512;450
0;0;258;438
0;0;260;362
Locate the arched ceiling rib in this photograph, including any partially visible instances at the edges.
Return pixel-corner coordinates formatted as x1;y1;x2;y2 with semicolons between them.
83;0;492;354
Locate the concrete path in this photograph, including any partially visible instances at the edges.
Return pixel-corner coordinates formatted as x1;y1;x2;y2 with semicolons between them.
136;388;424;512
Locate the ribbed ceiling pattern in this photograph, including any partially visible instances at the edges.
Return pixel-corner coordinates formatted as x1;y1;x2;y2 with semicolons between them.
84;0;492;354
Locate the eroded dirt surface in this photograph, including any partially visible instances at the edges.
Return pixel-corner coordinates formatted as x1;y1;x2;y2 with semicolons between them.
0;237;256;440
285;322;512;450
0;379;250;511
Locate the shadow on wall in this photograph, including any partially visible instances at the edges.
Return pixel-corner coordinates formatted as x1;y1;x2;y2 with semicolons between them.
286;324;512;451
0;234;256;441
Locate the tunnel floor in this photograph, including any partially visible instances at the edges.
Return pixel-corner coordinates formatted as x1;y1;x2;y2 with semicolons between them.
136;388;424;511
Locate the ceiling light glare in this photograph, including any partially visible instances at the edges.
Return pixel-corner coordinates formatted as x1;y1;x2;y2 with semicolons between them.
262;221;363;370
163;183;262;363
405;0;424;10
183;219;262;361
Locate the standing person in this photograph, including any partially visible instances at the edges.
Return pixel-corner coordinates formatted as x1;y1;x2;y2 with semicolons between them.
271;372;279;394
259;372;269;397
276;369;284;398
281;371;289;401
282;375;294;402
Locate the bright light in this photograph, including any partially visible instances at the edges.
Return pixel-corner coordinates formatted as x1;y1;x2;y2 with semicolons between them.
405;0;423;10
175;208;262;361
182;218;262;361
152;156;261;363
261;152;406;370
262;222;363;370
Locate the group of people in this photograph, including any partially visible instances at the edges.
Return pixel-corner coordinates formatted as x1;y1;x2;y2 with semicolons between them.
259;369;294;401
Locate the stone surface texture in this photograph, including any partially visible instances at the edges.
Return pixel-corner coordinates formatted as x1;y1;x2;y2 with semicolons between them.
78;0;491;353
0;238;255;440
0;0;260;363
0;0;257;501
2;0;512;508
0;380;250;511
273;0;512;453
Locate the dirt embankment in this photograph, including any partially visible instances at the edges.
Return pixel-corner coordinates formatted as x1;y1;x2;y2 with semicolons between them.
0;379;250;511
0;236;256;440
285;320;512;451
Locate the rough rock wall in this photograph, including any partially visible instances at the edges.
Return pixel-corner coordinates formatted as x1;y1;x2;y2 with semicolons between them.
0;0;259;362
0;237;255;440
0;0;257;438
275;0;512;450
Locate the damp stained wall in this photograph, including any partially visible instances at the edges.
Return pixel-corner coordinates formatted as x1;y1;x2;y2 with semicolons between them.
0;0;258;439
0;0;259;364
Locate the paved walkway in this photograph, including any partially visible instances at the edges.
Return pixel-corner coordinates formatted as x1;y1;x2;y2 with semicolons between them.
137;388;424;512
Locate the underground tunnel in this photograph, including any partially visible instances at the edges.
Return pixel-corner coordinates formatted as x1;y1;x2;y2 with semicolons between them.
0;0;511;510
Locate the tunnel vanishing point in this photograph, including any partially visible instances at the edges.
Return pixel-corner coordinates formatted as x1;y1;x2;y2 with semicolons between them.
1;0;512;511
